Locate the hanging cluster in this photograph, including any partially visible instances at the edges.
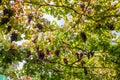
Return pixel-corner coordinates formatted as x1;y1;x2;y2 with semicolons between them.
35;45;45;60
27;13;33;23
10;31;18;42
0;8;14;25
76;51;94;60
80;32;87;43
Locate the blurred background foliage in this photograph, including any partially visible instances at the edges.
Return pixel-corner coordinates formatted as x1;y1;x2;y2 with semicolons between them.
0;0;120;80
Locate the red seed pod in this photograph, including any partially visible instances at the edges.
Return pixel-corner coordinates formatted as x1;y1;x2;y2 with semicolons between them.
36;23;43;30
37;50;44;60
35;45;39;52
80;51;83;59
1;17;10;24
96;24;102;29
81;60;86;67
80;32;87;43
63;58;68;65
3;8;14;18
90;51;94;57
10;31;18;42
46;49;53;59
80;3;85;11
55;50;60;56
83;67;88;75
32;35;38;43
7;26;12;32
76;52;80;59
28;14;33;23
107;23;114;30
46;49;50;55
87;52;90;59
27;51;31;58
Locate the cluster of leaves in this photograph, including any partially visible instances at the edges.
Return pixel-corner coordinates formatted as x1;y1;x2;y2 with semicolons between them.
0;0;120;80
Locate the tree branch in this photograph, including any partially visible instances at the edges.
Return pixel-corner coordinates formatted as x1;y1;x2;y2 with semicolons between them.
25;1;120;23
45;59;111;69
25;1;81;14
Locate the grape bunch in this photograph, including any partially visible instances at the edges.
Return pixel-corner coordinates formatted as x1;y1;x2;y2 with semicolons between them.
7;26;12;32
37;23;43;30
80;32;87;43
107;23;114;30
0;8;14;25
63;58;68;65
10;32;18;42
76;51;83;60
37;50;44;60
0;17;10;25
55;50;60;56
28;14;33;23
3;8;14;18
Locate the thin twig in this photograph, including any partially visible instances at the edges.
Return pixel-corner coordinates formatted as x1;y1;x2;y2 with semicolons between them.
25;1;81;14
45;59;111;69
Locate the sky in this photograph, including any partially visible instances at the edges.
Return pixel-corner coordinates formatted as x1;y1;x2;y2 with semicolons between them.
43;14;65;27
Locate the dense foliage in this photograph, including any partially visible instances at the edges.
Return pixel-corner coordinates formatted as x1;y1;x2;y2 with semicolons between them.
0;0;120;80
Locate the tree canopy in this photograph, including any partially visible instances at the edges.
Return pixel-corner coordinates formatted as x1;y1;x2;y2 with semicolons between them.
0;0;120;80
